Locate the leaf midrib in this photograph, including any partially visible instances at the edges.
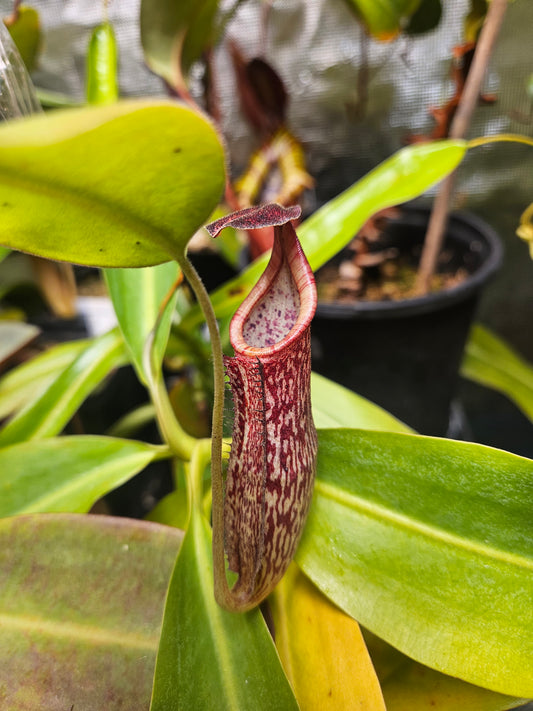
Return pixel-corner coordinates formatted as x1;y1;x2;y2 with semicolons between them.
0;612;158;652
194;514;242;710
10;450;158;515
465;344;533;391
0;166;173;257
315;480;533;571
0;331;126;446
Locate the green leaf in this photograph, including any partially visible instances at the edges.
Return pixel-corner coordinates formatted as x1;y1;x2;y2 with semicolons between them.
0;329;128;447
462;324;533;423
105;262;180;384
0;100;225;266
182;140;467;329
0;435;169;516
150;508;299;711
297;428;533;697
365;631;528;711
35;88;84;108
140;0;219;89
0;513;182;710
86;22;119;106
106;403;156;438
0;338;88;419
146;488;189;530
311;371;412;432
342;0;422;39
4;6;42;72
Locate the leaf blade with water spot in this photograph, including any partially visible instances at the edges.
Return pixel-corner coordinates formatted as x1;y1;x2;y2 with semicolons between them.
0;513;182;711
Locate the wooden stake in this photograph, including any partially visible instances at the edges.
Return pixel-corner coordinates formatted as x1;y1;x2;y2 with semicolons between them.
415;0;508;295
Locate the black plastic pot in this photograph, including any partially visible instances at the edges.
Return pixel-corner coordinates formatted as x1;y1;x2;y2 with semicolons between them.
311;206;503;436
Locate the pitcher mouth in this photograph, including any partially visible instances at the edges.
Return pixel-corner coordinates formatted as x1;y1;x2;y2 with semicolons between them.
229;220;317;358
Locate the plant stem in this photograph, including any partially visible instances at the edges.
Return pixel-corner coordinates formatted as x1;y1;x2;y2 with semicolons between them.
415;0;508;295
148;369;196;459
187;438;212;515
143;272;196;461
174;253;236;608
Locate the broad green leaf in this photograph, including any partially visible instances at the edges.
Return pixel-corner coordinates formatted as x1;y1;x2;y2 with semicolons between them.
365;631;528;711
0;513;182;711
342;0;422;39
271;563;386;711
0;321;39;366
140;0;219;89
311;371;412;432
462;324;533;423
105;262;180;383
181;140;467;329
297;428;533;697
0;329;127;446
150;507;299;711
0;435;169;516
0;338;88;419
0;100;225;265
0;245;10;262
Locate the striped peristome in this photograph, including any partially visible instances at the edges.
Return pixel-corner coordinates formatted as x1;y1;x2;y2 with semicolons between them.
206;203;317;611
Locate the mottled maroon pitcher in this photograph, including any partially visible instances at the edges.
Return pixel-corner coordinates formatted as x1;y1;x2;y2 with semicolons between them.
207;203;317;610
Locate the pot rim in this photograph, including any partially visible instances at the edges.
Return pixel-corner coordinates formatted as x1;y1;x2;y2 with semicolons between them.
315;207;503;320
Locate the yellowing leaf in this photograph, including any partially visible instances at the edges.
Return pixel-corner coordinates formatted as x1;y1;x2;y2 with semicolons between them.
365;631;527;711
271;564;386;711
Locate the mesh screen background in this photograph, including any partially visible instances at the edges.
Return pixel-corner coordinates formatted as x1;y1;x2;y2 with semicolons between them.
2;0;533;453
3;0;531;205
